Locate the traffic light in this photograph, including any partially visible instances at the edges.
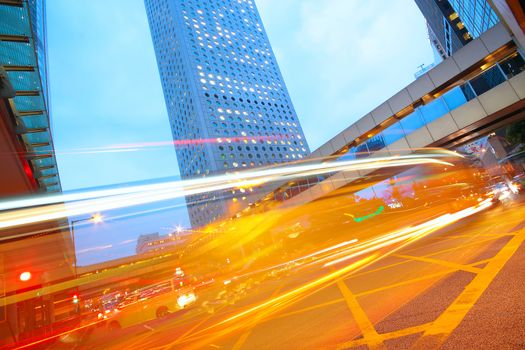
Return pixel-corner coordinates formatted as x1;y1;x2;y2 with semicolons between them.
72;294;79;304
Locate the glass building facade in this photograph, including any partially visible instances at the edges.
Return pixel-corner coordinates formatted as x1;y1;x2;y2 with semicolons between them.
145;0;310;227
415;0;499;61
0;0;60;193
27;0;50;113
448;0;499;38
415;0;466;59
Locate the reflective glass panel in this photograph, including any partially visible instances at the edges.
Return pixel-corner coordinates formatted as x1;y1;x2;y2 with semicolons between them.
469;65;506;96
400;109;425;133
382;124;405;145
499;53;525;79
442;86;468;110
419;98;449;124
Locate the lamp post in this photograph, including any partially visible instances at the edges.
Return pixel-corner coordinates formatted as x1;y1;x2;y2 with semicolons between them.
70;214;103;277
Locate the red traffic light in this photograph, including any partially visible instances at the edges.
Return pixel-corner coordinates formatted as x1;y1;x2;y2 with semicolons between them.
19;271;32;282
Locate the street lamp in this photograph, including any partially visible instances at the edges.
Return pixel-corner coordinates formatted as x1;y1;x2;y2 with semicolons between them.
91;213;103;223
70;214;103;276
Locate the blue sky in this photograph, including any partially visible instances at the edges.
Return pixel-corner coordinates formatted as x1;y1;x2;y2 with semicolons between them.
47;0;433;265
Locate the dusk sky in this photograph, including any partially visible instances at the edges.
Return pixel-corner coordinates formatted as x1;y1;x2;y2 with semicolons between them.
47;0;434;265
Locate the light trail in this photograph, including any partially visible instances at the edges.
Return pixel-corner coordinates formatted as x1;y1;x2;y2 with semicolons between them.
0;153;454;212
225;239;360;281
321;198;493;267
165;199;493;348
0;198;493;349
13;319;106;350
0;154;457;229
168;255;377;350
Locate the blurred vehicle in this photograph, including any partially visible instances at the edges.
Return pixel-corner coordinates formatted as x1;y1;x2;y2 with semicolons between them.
488;181;518;202
173;266;198;288
509;181;521;194
513;173;525;184
106;280;196;330
511;174;524;192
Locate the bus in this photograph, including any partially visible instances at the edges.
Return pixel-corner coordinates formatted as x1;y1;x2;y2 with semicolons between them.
106;279;196;330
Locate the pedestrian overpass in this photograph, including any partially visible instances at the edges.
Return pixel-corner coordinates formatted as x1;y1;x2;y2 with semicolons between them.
253;22;525;208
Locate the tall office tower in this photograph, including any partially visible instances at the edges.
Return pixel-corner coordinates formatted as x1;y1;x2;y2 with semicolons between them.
145;0;310;228
415;0;499;62
28;0;51;111
415;0;474;60
448;0;499;38
1;1;75;344
0;0;60;191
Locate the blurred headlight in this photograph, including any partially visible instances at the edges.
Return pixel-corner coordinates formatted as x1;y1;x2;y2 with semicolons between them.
177;293;196;308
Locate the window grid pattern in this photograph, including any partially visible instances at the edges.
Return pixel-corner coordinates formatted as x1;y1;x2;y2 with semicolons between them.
145;0;310;227
448;0;499;38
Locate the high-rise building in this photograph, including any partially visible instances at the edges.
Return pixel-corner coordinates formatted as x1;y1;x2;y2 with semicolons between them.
145;0;310;227
448;0;499;38
0;1;78;345
415;0;473;60
415;0;499;61
0;0;60;192
136;232;186;255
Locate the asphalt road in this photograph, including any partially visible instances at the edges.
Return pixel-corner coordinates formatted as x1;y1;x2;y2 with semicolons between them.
69;194;525;350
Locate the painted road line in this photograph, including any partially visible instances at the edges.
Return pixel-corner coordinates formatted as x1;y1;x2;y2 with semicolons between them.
392;254;481;274
335;279;386;350
354;270;454;298
271;297;345;320
338;322;432;349
230;283;285;350
402;234;502;255
410;231;525;349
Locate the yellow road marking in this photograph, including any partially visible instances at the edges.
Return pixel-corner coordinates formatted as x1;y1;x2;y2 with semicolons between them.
169;309;224;346
411;232;525;349
349;235;502;281
134;225;522;349
335;279;386;350
122;308;206;350
393;254;481;274
402;234;503;255
231;330;252;350
272;297;345;320
355;270;453;298
349;259;411;279
193;234;510;347
420;235;509;258
469;258;491;267
231;284;284;350
266;238;501;325
338;322;432;349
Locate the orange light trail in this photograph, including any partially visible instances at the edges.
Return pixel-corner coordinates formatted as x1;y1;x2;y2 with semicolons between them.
13;319;106;350
171;255;377;349
0;154;456;230
322;198;493;267
172;199;493;348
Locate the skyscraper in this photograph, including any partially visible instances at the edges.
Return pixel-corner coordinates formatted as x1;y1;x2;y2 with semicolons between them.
1;1;75;344
0;0;60;193
415;0;499;61
448;0;499;38
145;0;310;227
415;0;473;60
